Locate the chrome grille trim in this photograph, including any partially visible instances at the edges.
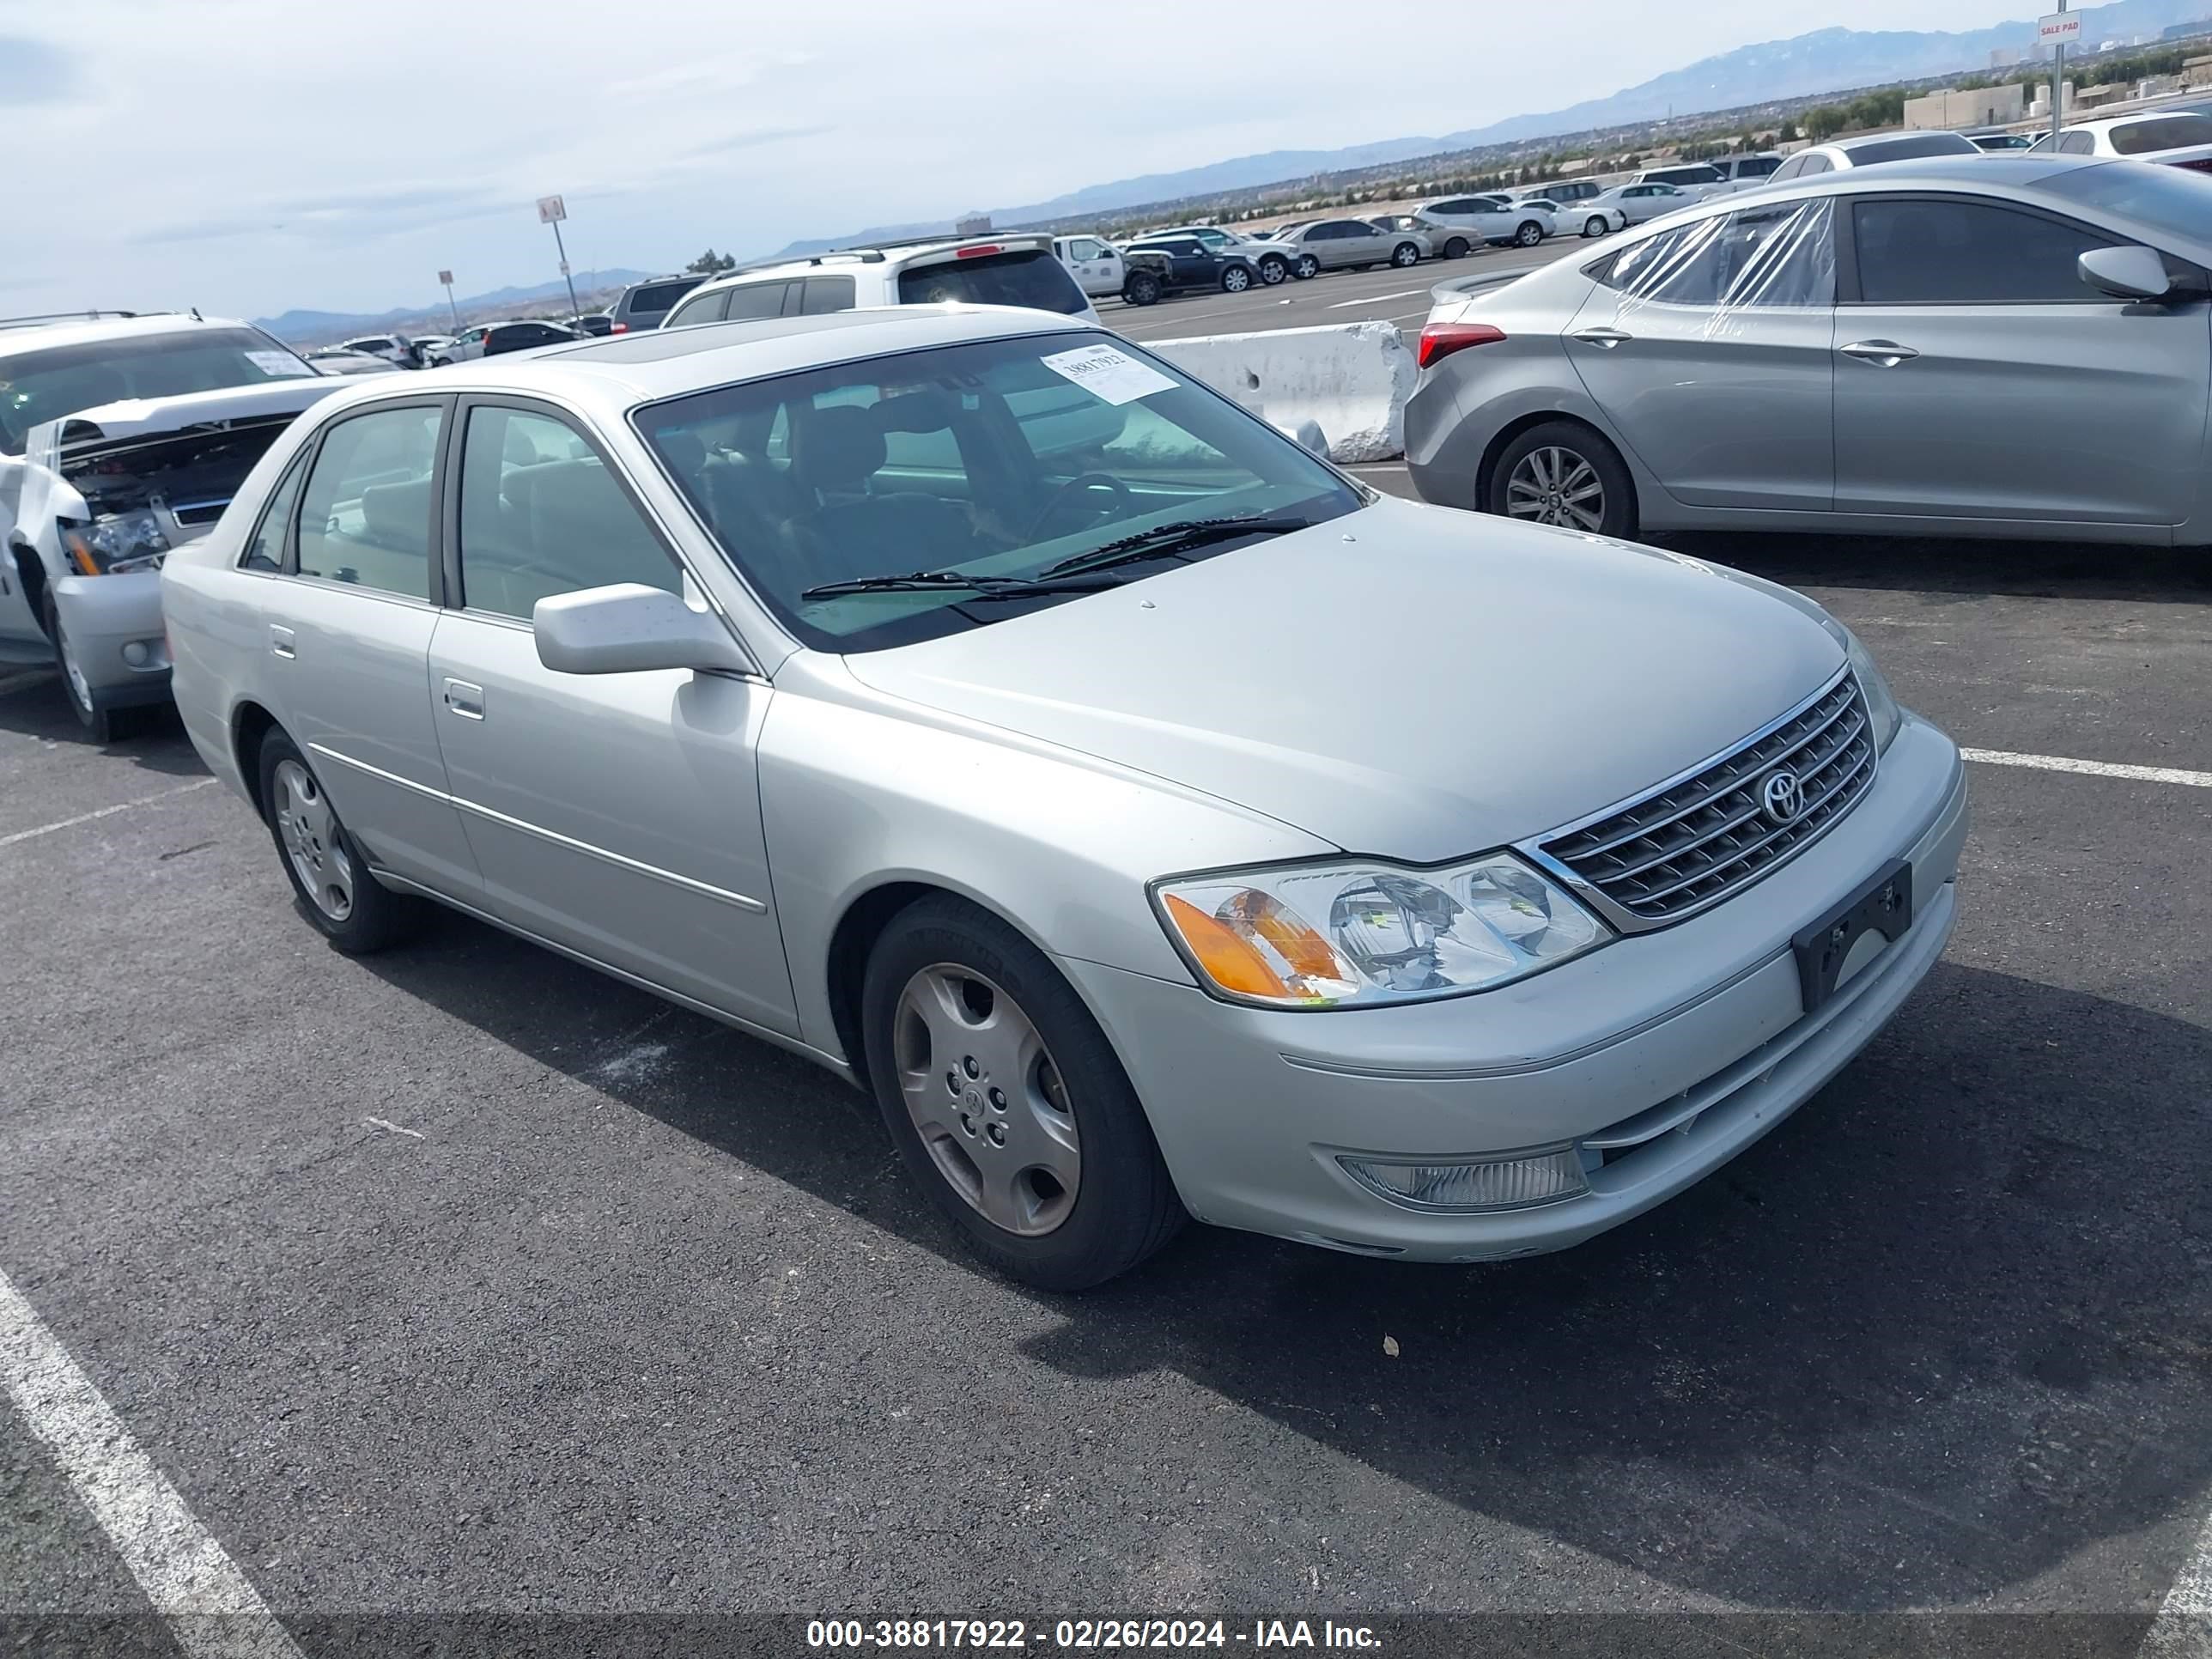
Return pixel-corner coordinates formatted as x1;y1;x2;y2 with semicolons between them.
1522;666;1878;933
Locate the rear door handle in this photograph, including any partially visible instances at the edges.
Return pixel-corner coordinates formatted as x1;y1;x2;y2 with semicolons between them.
1840;339;1919;367
441;678;484;720
269;625;295;659
1571;327;1632;348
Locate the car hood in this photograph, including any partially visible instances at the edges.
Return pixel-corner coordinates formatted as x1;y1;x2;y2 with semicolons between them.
841;497;1845;862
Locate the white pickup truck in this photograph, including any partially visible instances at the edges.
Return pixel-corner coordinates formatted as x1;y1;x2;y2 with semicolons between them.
1052;235;1127;299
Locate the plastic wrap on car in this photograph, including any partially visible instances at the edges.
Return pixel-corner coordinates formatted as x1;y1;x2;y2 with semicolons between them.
1605;198;1836;331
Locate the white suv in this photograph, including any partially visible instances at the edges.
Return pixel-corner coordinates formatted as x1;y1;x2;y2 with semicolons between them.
0;313;338;738
661;235;1098;329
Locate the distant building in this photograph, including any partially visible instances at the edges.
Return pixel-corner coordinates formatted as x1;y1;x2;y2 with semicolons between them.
1903;82;2027;130
1990;47;2022;67
2164;19;2212;40
955;211;992;236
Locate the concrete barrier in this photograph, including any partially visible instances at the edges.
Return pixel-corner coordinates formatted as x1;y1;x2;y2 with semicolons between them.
1151;320;1416;465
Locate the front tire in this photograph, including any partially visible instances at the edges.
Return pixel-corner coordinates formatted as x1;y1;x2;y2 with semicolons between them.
1442;235;1471;259
1487;420;1638;539
42;591;119;744
256;728;420;953
1583;216;1608;238
1391;241;1421;267
1293;253;1320;280
1256;255;1290;286
861;896;1183;1291
1219;264;1251;293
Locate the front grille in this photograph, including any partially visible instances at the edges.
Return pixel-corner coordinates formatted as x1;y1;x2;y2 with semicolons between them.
1535;672;1875;928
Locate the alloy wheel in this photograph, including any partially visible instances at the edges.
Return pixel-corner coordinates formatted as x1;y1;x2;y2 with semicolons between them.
1260;259;1288;286
273;758;356;922
892;964;1080;1237
1224;267;1249;292
1296;255;1319;279
1505;446;1606;532
1393;244;1419;266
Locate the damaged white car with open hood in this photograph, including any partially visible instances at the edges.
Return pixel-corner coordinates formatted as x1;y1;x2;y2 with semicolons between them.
1;313;341;739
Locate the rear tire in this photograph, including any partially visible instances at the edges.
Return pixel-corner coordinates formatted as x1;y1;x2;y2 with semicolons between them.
1514;221;1545;247
1293;254;1320;280
861;896;1184;1291
256;727;421;954
1256;255;1290;286
1443;235;1471;259
1584;216;1608;238
1121;270;1162;307
1391;241;1421;267
1486;420;1638;539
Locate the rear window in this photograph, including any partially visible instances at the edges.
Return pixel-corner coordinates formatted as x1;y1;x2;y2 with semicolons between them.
2042;159;2212;242
897;250;1090;315
1843;134;1978;166
0;327;316;455
2110;115;2212;155
627;279;701;313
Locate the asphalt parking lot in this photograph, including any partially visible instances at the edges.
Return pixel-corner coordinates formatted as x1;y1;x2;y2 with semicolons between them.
1099;240;1568;344
3;488;2210;1655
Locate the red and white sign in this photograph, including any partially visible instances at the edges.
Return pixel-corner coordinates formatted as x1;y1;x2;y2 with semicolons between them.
2038;11;2081;45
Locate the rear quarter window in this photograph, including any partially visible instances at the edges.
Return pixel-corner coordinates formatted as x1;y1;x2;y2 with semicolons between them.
629;280;701;313
896;250;1089;315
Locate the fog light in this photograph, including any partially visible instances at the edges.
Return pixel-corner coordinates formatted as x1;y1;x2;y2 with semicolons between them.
121;641;149;667
1340;1148;1588;1212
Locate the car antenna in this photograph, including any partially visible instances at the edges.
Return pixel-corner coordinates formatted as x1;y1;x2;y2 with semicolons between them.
191;307;203;320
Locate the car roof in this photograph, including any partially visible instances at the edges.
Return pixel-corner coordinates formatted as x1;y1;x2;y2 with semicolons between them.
690;235;1054;293
1826;131;1980;155
2077;111;2206;130
304;306;1097;419
0;313;267;357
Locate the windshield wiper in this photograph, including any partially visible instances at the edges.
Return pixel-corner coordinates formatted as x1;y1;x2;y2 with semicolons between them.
1042;515;1312;578
799;569;1125;602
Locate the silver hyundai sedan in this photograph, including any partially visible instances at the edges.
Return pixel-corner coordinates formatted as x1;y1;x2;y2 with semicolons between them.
1407;155;2212;543
163;307;1967;1289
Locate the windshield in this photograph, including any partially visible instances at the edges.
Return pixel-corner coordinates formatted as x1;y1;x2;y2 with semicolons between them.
896;250;1090;315
0;326;315;454
2111;115;2212;155
2043;159;2212;242
635;331;1362;652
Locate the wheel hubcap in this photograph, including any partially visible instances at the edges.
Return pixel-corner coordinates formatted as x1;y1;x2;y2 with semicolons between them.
273;758;356;922
893;965;1079;1237
1506;447;1606;532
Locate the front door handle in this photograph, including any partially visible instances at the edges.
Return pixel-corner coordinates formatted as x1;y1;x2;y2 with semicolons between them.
269;625;295;659
441;678;484;720
1840;339;1919;367
1571;327;1632;348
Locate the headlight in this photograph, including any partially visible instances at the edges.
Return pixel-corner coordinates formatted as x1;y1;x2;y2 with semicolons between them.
1152;854;1608;1010
1838;628;1901;754
58;510;170;576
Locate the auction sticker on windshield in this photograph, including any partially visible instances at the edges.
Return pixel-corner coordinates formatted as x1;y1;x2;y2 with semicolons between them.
245;350;313;377
1040;343;1177;406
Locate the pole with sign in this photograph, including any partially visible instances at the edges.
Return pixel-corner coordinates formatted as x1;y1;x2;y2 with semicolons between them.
538;195;582;325
2041;5;2076;138
438;269;459;331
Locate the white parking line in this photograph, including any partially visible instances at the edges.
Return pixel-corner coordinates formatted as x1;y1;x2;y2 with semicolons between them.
0;1269;302;1659
1328;289;1426;308
1961;749;2212;789
2144;1509;2212;1656
0;779;217;850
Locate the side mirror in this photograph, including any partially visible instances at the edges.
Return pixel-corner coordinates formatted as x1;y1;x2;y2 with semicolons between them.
533;583;752;676
2080;245;2175;301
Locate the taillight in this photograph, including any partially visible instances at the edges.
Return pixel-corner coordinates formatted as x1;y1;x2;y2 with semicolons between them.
2170;158;2212;173
611;321;629;332
955;244;1003;258
1417;321;1507;369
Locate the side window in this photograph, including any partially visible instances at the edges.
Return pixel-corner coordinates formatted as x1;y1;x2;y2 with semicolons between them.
1070;238;1103;259
2061;131;2096;155
1854;198;2112;303
294;406;442;599
240;452;308;571
1598;201;1834;307
454;406;680;622
1770;155;1804;182
667;289;730;328
1800;155;1832;176
723;281;793;319
800;276;856;314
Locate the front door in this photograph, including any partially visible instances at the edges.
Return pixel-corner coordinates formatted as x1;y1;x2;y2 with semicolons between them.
1834;193;2211;525
1566;198;1838;513
424;398;797;1034
258;398;481;896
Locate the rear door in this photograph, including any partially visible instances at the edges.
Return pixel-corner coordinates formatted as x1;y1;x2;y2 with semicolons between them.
257;398;481;896
1566;198;1838;512
424;397;796;1032
1833;193;2210;524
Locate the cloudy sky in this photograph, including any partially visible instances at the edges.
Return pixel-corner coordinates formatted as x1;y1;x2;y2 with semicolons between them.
5;0;2030;324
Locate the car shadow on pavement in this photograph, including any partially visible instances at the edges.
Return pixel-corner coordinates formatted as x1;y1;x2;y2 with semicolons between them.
0;675;204;775
1659;532;2212;606
356;912;2212;1613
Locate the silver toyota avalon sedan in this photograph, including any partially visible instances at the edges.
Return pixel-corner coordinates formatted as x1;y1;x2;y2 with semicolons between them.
163;307;1967;1289
1407;155;2212;543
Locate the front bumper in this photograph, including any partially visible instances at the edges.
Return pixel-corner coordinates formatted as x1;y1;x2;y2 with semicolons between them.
52;570;172;709
1065;714;1968;1261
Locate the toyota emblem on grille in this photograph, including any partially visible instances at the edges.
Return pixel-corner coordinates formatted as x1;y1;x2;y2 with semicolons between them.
1759;769;1804;825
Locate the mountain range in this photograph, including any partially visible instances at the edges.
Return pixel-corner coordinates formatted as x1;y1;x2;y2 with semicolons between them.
769;0;2212;256
254;271;653;343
